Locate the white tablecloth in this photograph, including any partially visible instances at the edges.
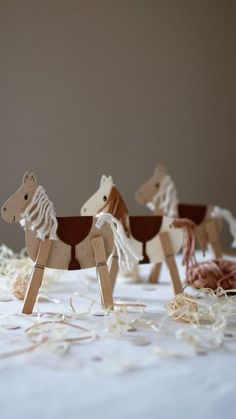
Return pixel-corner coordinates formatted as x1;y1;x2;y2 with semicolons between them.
0;252;235;419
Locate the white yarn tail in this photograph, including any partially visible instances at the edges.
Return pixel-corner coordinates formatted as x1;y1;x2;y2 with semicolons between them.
96;213;142;272
211;206;236;248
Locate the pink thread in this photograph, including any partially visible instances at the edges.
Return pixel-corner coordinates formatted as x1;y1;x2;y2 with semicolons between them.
171;218;198;270
186;259;236;290
171;218;236;291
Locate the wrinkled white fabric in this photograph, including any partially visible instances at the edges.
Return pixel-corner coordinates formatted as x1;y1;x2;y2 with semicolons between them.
0;252;235;419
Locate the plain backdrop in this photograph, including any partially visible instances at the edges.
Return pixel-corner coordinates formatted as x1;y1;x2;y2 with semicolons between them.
0;0;235;250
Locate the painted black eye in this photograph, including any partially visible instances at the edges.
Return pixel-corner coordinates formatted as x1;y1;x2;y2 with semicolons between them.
155;183;160;188
103;195;107;202
24;194;28;200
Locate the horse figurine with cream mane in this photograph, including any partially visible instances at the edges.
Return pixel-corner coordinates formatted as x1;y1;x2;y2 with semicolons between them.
1;172;140;314
81;175;189;293
135;164;236;257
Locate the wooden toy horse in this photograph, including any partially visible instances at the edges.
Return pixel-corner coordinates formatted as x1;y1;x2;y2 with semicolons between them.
1;172;139;314
135;164;236;258
81;175;187;294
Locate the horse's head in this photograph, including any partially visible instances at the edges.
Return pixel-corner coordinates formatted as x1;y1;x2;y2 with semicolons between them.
81;175;129;232
81;175;114;215
135;164;167;205
1;172;38;223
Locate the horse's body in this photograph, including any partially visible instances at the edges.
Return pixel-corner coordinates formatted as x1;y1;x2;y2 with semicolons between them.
81;175;185;293
135;165;236;256
1;172;137;314
126;215;183;264
25;217;113;270
81;176;184;265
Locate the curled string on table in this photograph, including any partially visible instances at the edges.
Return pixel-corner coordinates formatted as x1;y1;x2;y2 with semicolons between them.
11;274;30;300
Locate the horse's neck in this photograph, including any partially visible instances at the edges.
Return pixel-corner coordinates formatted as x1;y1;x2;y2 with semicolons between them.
24;223;40;262
121;213;130;234
153;175;179;217
108;209;130;235
106;188;130;234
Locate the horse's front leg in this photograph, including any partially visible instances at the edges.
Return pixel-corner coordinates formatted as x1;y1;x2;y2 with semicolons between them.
92;237;114;310
22;239;51;314
160;232;182;295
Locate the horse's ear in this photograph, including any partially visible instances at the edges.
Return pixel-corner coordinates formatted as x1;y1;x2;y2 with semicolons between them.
100;175;113;187
154;164;167;176
30;172;37;184
22;171;30;184
100;175;108;186
108;176;114;185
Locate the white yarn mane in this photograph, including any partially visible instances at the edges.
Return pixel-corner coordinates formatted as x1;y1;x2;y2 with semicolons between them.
147;175;179;217
96;213;142;272
20;186;58;240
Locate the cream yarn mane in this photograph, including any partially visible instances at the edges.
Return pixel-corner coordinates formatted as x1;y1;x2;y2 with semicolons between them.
147;175;179;217
20;186;58;240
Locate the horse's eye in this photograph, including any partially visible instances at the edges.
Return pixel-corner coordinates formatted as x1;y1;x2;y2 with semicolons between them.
103;195;107;202
24;194;28;200
155;183;160;188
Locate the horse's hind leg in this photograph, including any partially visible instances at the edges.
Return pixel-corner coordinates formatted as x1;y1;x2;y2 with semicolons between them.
205;219;223;258
22;239;51;314
92;237;114;310
160;232;183;295
148;263;162;284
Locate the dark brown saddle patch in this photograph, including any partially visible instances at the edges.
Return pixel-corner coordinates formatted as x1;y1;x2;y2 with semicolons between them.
177;204;207;226
56;216;93;270
129;216;163;263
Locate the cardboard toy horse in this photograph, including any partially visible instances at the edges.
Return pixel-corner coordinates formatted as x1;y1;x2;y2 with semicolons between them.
135;164;236;258
1;172;140;314
81;175;188;293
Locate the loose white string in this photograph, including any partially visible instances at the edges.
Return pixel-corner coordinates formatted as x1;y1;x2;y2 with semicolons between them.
95;213;142;272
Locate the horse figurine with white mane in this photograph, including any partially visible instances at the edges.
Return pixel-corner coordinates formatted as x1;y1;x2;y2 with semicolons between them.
1;172;140;314
135;164;236;257
81;175;188;293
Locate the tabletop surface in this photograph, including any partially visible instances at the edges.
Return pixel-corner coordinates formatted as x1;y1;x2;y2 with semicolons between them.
0;251;235;419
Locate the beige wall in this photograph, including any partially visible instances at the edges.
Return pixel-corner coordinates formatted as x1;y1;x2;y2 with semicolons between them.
0;0;235;250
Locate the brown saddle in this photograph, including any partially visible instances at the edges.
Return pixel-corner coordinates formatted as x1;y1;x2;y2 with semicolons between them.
177;204;207;226
56;216;93;270
129;216;163;263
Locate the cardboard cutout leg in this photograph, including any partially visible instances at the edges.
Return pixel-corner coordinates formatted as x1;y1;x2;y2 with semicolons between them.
148;263;162;284
92;237;114;310
22;239;51;314
109;251;119;293
205;219;223;258
160;232;183;294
